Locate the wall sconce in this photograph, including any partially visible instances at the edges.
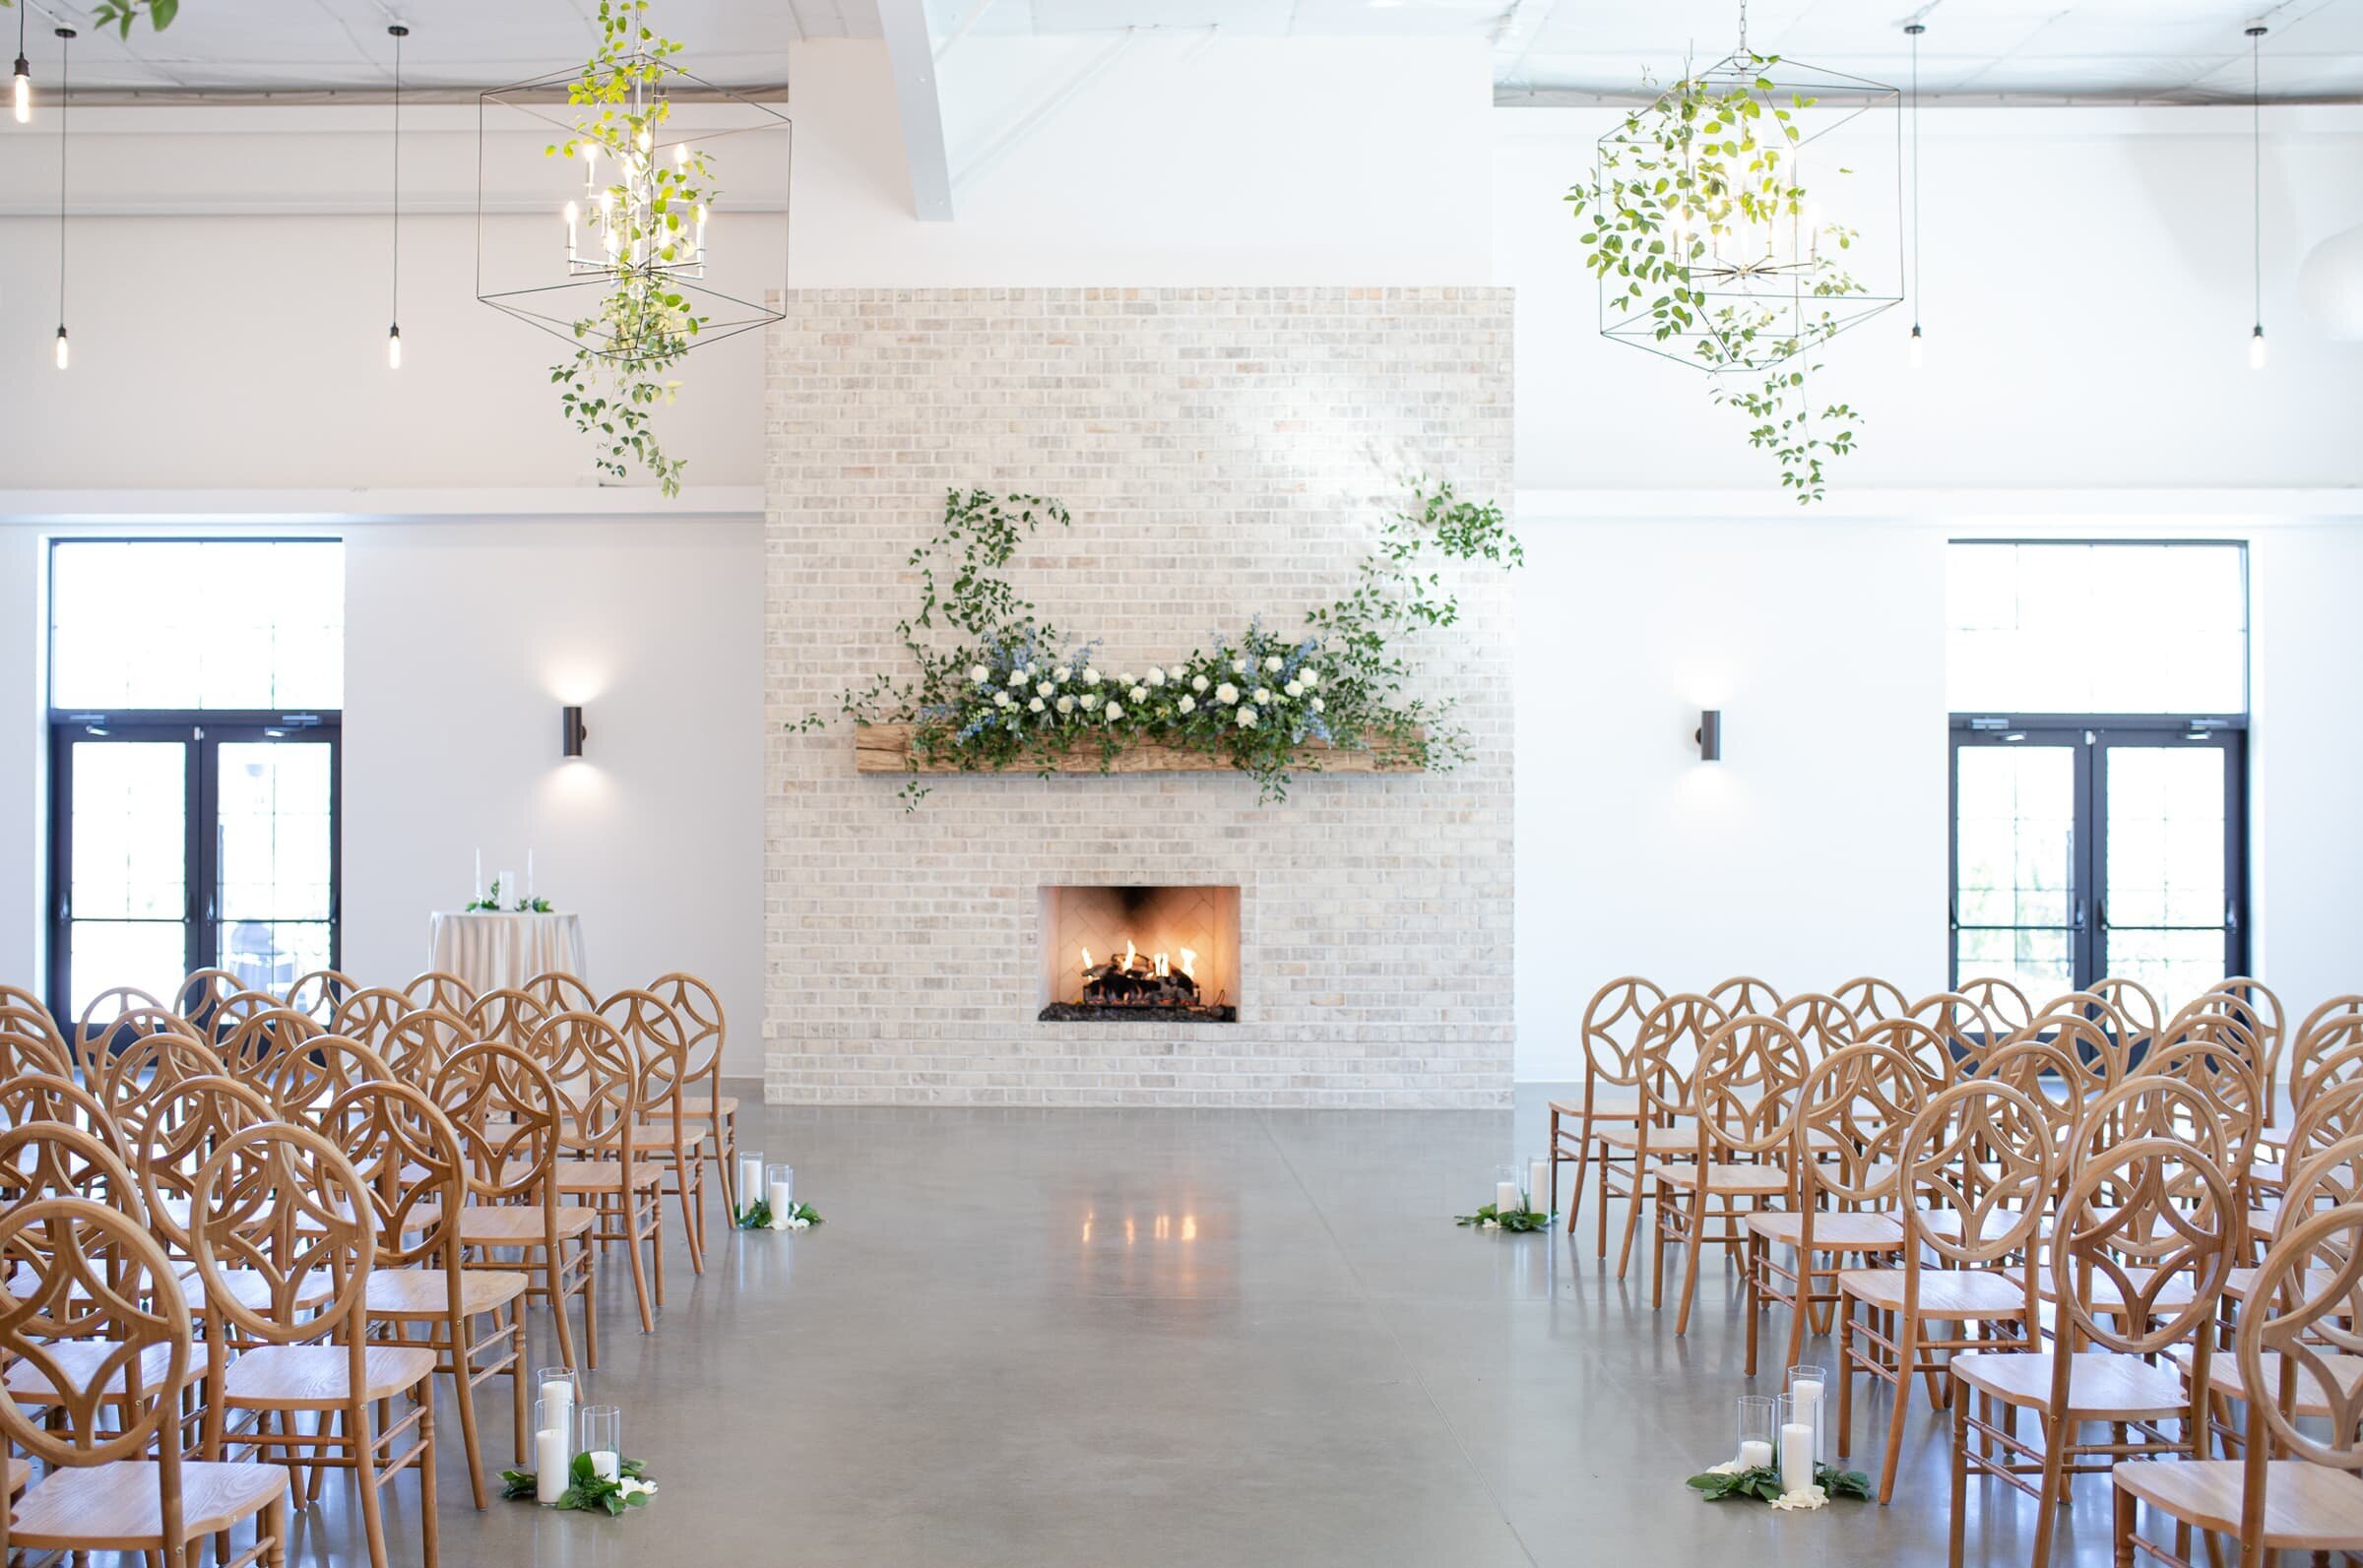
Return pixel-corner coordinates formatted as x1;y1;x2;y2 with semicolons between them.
1694;710;1722;762
561;705;589;759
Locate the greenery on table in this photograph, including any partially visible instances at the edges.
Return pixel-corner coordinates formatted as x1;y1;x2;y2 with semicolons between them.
543;0;718;496
1564;53;1867;503
804;477;1520;809
734;1199;822;1230
463;881;553;914
502;1453;658;1516
1455;1199;1551;1232
1686;1463;1871;1502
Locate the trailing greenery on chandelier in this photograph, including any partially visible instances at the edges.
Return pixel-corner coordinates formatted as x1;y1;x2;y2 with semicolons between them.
1565;37;1901;503
808;480;1520;808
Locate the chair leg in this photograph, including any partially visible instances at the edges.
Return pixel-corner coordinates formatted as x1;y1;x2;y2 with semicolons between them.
1744;1233;1761;1376
1948;1382;1969;1568
1783;1254;1813;1372
2113;1477;2136;1568
1837;1301;1855;1459
418;1390;440;1568
1673;1189;1707;1334
1595;1143;1614;1258
509;1308;528;1465
451;1316;488;1511
1617;1158;1648;1280
266;1489;289;1568
623;1194;657;1334
1649;1176;1669;1307
2032;1414;2069;1568
1878;1314;1918;1504
580;1235;602;1368
354;1402;391;1568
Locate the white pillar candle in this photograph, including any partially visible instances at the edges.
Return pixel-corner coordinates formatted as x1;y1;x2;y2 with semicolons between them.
738;1157;764;1209
527;850;535;901
1791;1377;1823;1455
539;1378;574;1437
1737;1438;1773;1472
769;1178;796;1228
536;1427;568;1504
589;1450;619;1482
1529;1160;1552;1212
498;869;518;909
474;848;482;902
1496;1179;1524;1216
1779;1422;1816;1496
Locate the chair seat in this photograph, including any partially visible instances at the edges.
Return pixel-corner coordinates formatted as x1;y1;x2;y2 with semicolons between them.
2250;1160;2284;1189
540;1158;666;1192
189;1268;337;1315
1952;1349;2191;1418
2113;1459;2363;1549
2223;1266;2342;1301
1654;1162;1790;1196
1837;1267;2033;1318
1549;1096;1642;1121
642;1095;739;1118
2170;1345;2363;1415
2035;1265;2200;1313
9;1460;290;1544
455;1205;597;1244
1746;1210;1904;1249
7;1456;24;1495
1596;1120;1695;1152
223;1344;439;1409
365;1267;529;1318
5;1339;215;1404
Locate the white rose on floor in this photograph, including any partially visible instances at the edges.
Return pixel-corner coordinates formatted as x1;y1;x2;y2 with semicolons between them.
1056;695;1075;715
1084;666;1101;685
1302;669;1319;688
1284;680;1304;698
1147;667;1166;686
1252;687;1271;705
1028;697;1046;713
1054;666;1070;683
1264;655;1283;673
1310;696;1325;714
620;1476;659;1498
1178;695;1196;715
1231;659;1249;676
970;664;990;684
1237;707;1258;728
1215;683;1239;705
1036;682;1054;699
1191;674;1210;693
1104;703;1125;721
1129;685;1147;703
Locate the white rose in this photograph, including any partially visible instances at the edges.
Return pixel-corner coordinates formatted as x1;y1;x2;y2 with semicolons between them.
1264;656;1283;673
1284;680;1304;698
1084;666;1101;685
1302;669;1319;688
1252;687;1271;705
1215;683;1239;705
1018;664;1033;678
1104;703;1125;721
1311;696;1325;714
1237;707;1259;728
1118;673;1135;689
1079;691;1101;710
1191;674;1209;693
1036;682;1054;699
1056;695;1075;715
1007;669;1025;687
970;664;990;684
1129;685;1148;703
994;691;1013;709
1028;697;1046;713
1054;666;1070;683
1147;667;1166;686
1231;659;1249;676
1178;695;1196;715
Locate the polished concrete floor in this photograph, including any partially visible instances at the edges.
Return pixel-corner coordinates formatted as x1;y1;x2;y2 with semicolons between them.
240;1085;2166;1567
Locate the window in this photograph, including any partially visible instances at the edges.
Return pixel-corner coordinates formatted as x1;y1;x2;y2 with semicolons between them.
1947;541;2246;1016
46;540;344;1019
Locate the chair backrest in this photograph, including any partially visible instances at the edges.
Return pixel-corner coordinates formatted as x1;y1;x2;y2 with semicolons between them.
1775;992;1855;1060
2154;1007;2261;1073
285;968;359;1024
2049;1137;2234;1363
2282;1133;2363;1219
1973;1036;2090;1179
1956;975;2035;1039
0;1026;76;1081
2177;976;2284;1082
96;1026;228;1150
0;1072;130;1162
2076;1074;2234;1179
258;1033;392;1122
2235;1203;2363;1482
136;1074;278;1259
187;1120;374;1346
2283;1086;2363;1189
523;971;599;1016
465;986;552;1051
0;1196;193;1479
432;1041;563;1207
2090;976;2163;1063
1793;1040;1928;1211
1830;975;1909;1030
649;971;727;1090
200;989;280;1049
172;968;243;1030
1707;975;1782;1017
1575;976;1668;1091
376;1006;470;1087
0;982;61;1032
1691;1015;1811;1167
322;1079;464;1276
1907;991;2000;1079
601;987;691;1124
2026;1007;2123;1099
2290;996;2363;1111
329;985;415;1050
2142;1036;2264;1172
404;970;478;1014
1853;1017;1953;1097
1899;1080;2055;1270
0;1116;146;1219
74;985;165;1070
217;1004;322;1081
1629;993;1729;1135
525;1009;640;1157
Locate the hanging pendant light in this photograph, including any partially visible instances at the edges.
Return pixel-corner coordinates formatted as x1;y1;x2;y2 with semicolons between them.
387;23;408;369
1905;22;1926;368
2247;24;2267;370
52;25;72;369
12;2;29;125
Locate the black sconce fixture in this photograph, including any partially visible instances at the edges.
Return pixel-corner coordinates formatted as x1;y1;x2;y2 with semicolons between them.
1695;710;1722;762
561;705;589;758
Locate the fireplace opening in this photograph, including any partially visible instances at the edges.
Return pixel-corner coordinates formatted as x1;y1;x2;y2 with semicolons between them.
1039;885;1240;1024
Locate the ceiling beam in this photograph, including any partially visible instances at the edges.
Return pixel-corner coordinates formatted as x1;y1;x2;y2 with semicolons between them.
875;0;955;222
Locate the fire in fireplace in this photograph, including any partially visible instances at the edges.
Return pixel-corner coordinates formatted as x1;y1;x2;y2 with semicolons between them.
1039;885;1240;1023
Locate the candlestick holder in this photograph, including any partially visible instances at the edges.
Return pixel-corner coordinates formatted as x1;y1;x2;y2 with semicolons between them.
1734;1394;1776;1473
1494;1162;1527;1218
533;1364;578;1447
579;1405;622;1483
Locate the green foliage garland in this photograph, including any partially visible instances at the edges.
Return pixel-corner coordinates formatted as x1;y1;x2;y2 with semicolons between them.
805;479;1519;808
1565;54;1867;503
1686;1463;1871;1502
502;1453;656;1516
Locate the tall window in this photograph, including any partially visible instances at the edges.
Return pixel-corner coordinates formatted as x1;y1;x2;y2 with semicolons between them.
1948;541;2247;1015
47;539;344;1017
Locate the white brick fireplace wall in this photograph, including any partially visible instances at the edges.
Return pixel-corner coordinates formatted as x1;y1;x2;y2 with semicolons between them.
763;286;1513;1106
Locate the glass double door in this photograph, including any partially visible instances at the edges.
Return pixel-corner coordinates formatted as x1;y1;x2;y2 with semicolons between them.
49;717;339;1018
1949;721;2243;1017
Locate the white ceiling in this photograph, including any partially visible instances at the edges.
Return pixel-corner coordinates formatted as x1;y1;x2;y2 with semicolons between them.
10;0;2362;103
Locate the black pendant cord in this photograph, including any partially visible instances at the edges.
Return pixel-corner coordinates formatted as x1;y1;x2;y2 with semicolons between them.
390;23;407;344
2251;25;2265;336
55;24;69;337
1908;24;1923;333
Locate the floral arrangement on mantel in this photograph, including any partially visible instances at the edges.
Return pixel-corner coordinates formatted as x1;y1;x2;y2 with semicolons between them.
802;479;1520;808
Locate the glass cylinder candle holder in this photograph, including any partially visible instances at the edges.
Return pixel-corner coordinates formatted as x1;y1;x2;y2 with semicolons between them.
1787;1363;1828;1468
1733;1394;1776;1473
1494;1162;1525;1218
1526;1154;1552;1216
766;1162;797;1230
736;1148;765;1222
579;1404;622;1482
533;1365;577;1450
532;1397;571;1506
1773;1393;1816;1496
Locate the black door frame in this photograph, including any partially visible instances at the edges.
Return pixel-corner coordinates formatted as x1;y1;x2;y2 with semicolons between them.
1948;713;2248;994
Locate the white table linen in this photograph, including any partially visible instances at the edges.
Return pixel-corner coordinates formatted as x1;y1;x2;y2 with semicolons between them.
428;911;587;996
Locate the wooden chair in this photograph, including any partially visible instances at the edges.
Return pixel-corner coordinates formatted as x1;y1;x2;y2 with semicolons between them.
604;986;709;1270
0;1195;291;1568
529;1009;663;1336
96;1025;227;1152
330;987;416;1056
1958;975;2036;1043
0;1071;129;1163
464;987;551;1051
1951;1138;2235;1568
1833;975;1911;1030
285;968;359;1024
431;1042;597;1371
257;1034;393;1123
0;981;64;1043
0;1025;75;1081
1745;1038;1925;1376
2288;996;2363;1114
404;971;477;1015
202;991;282;1053
376;1007;471;1089
1776;991;1856;1060
138;1075;341;1321
1708;975;1784;1016
2027;1007;2124;1103
1855;1016;1954;1097
1652;1013;1809;1334
2177;977;2283;1119
650;971;736;1220
189;1120;440;1568
1603;992;1727;1278
523;972;599;1016
1837;1079;2055;1504
172;968;244;1035
1548;976;1665;1235
2113;1201;2363;1568
327;1078;527;1511
2091;976;2164;1069
74;984;166;1077
1910;991;2002;1079
218;1006;323;1083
